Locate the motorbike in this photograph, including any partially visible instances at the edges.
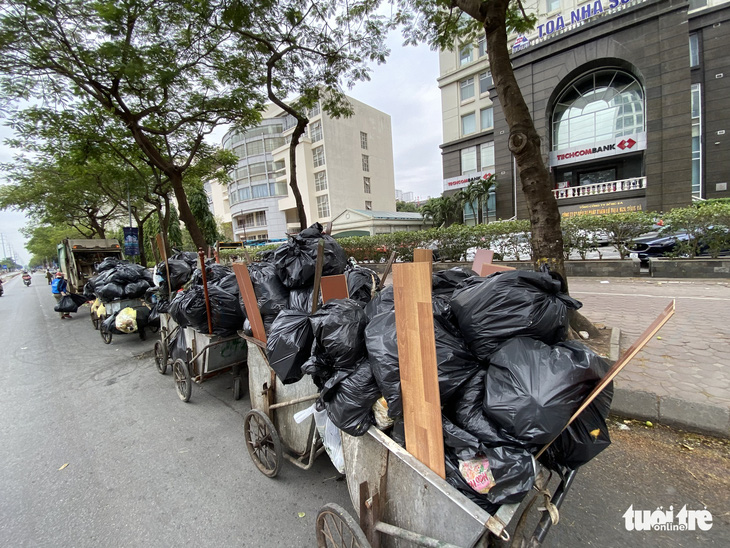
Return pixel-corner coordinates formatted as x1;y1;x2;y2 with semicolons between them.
0;281;3;296
22;275;31;287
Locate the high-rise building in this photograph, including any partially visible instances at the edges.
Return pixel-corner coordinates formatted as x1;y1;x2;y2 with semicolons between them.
438;0;730;221
222;96;396;242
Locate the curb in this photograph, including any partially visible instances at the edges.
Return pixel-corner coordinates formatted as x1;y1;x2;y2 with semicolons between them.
606;327;730;439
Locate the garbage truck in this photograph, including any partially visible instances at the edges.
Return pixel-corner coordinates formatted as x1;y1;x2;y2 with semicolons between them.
57;239;124;293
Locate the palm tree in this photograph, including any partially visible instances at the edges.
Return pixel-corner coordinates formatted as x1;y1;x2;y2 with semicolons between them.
420;195;463;227
462;174;497;225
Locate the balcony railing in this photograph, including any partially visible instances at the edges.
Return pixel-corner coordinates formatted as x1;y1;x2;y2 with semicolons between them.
553;177;647;200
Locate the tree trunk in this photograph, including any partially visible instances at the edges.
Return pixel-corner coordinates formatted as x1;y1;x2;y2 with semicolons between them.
167;170;207;250
461;0;566;284
289;123;309;231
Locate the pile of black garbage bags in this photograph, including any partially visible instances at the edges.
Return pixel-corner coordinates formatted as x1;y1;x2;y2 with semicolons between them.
252;225;614;514
84;257;155;302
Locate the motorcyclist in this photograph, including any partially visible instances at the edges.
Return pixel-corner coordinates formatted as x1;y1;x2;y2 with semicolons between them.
22;271;31;286
0;277;4;296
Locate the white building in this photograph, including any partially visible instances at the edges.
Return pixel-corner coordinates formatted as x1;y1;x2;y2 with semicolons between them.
222;96;397;242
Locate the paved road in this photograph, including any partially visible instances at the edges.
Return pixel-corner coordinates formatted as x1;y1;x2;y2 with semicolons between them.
569;277;730;436
1;272;728;547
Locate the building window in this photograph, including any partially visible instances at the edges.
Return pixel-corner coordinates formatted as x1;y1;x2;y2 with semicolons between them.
547;0;560;12
365;201;372;210
246;139;264;156
461;146;477;175
479;71;493;94
480;142;495;173
478;36;487;58
691;83;702;198
310;120;323;142
460;77;475;102
362;154;370;172
363;177;371;194
461;112;476;136
312;146;325;167
459;44;472;66
360;131;368;150
552;69;644;151
689;33;700;68
480;107;494;131
252;184;269;198
689;0;708;10
240;211;267;228
311;171;326;192
309;102;320;117
317;195;330;217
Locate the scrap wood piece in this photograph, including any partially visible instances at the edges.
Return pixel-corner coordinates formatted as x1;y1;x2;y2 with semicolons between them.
535;299;676;459
155;233;172;301
320;274;348;304
479;263;516;276
232;262;266;344
311;239;325;314
377;251;397;291
413;248;433;266
393;262;445;479
471;249;494;274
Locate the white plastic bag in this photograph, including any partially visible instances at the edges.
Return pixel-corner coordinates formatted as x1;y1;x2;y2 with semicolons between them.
294;404;345;473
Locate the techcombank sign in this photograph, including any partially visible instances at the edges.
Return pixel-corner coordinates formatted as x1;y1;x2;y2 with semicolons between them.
443;171;493;192
549;132;647;167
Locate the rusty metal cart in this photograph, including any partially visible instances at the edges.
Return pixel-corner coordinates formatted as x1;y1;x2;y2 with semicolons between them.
241;336;325;478
166;324;248;403
98;298;150;344
314;427;578;548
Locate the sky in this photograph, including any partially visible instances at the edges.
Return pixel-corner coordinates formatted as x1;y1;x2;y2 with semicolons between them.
0;33;443;266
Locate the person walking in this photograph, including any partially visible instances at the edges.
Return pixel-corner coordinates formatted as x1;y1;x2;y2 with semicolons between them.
46;269;53;285
51;272;71;319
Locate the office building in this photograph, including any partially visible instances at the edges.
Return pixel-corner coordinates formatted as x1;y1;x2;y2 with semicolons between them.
222;96;396;242
438;0;730;220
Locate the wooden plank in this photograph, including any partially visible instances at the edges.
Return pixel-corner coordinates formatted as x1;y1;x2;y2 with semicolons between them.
479;263;516;276
413;248;433;266
471;249;494;274
320;274;349;304
535;300;676;459
311;239;325;314
377;251;397;291
197;249;214;335
155;233;172;301
392;262;445;479
232;262;267;344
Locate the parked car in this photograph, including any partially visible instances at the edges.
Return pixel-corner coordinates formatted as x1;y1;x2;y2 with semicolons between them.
627;228;730;265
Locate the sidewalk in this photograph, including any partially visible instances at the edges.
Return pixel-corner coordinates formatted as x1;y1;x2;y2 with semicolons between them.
569;277;730;438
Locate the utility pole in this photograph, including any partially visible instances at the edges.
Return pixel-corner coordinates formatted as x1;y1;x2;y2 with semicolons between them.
0;233;7;260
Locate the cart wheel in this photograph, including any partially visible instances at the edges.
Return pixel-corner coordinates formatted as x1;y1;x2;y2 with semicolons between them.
154;340;168;375
316;503;371;548
100;327;112;345
243;409;282;478
92;317;100;330
233;376;245;401
173;359;192;402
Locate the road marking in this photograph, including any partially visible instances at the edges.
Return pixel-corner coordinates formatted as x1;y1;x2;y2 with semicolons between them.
571;291;730;302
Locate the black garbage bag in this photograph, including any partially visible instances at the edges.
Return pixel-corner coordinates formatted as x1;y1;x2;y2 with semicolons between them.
345;265;380;306
309;299;368;372
100;312;124;335
96;282;125;302
168;285;244;336
95;257;122;272
444;371;522;448
156;259;192;292
485;337;609;446
68;293;90;307
171;251;200;268
443;417;535;510
432;267;476;296
147;301;162;327
54;295;80;313
247;262;289;316
540;384;613;471
265;310;313;384
168;327;187;362
273;222;348;288
212;272;240;297
108;263;150;285
322;358;381;437
434;311;480;406
83;282;96;300
365;310;401;418
123;279;152;299
191;263;232;285
450;270;582;361
157;299;172;314
364;285;394;319
365;298;479;418
287;286;321;313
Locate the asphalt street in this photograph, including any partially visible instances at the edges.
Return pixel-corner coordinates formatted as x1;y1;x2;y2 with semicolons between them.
1;272;728;547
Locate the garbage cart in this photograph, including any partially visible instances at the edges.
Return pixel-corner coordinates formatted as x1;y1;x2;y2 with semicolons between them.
242;336;325;478
168;326;248;403
98;298;150;344
315;427;576;548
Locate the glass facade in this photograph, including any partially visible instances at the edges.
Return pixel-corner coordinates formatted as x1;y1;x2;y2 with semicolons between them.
552;70;644;151
691;83;702;198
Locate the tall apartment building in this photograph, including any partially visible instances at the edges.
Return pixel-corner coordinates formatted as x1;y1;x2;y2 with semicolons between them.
438;0;730;221
221;97;396;242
